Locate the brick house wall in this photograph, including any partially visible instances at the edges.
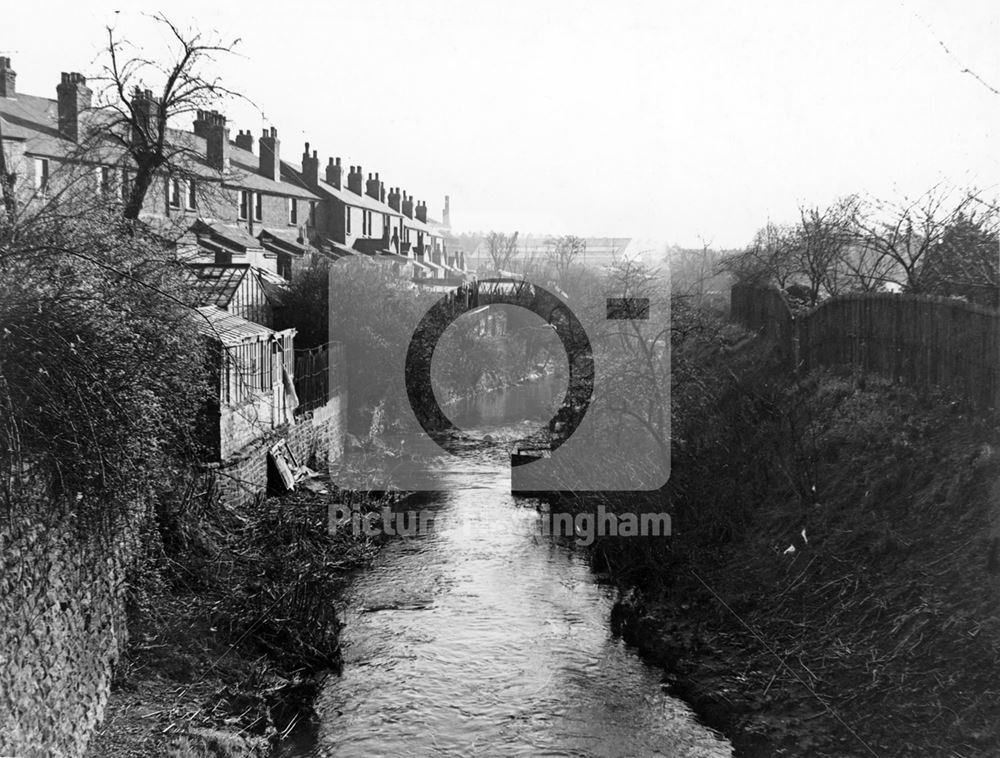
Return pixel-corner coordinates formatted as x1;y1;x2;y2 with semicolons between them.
207;393;346;509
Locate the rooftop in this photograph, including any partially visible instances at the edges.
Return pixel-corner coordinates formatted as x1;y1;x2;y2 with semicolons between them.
183;264;253;308
0;90;319;199
193;305;273;345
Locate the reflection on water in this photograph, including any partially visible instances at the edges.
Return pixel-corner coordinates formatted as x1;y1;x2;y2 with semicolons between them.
298;381;731;758
442;373;565;429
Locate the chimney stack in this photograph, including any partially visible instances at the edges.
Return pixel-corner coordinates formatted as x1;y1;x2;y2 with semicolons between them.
347;165;363;195
366;171;381;200
415;200;428;223
194;110;230;171
443;195;451;228
131;88;159;145
379;181;385;204
57;72;91;141
401;192;414;219
259;127;280;180
235;129;254;152
301;142;319;187
325;156;342;189
387;187;401;212
0;57;15;98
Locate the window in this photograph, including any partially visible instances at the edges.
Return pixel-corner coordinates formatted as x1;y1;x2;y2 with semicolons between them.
345;205;351;235
168;178;181;208
254;192;263;222
98;166;113;195
288;198;298;225
227;341;274;404
239;190;250;220
34;158;49;193
186;179;197;210
308;201;316;227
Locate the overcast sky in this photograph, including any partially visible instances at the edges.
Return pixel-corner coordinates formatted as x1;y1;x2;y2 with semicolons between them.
7;1;999;247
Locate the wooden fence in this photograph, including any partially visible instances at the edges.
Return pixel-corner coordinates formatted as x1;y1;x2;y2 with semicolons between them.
730;283;1000;409
293;341;345;414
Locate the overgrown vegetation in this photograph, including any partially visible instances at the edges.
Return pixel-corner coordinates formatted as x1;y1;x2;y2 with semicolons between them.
0;205;210;522
586;321;1000;756
88;479;392;757
719;186;1000;307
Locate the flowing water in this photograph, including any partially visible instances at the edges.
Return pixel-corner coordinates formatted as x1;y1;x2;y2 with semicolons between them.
297;378;732;757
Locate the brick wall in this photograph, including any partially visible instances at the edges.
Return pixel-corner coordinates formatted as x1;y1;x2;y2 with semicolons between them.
208;393;345;509
0;497;145;757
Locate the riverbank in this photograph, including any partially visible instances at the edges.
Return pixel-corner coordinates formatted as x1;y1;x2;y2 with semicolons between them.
590;356;1000;756
85;483;391;757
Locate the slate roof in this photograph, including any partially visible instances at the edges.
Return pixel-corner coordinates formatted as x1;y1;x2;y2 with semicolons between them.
259;227;309;257
0;113;28;140
226;144;317;199
194;305;273;346
318;239;359;260
0;91;319;199
191;220;261;250
402;215;440;236
281;159;403;217
352;238;389;255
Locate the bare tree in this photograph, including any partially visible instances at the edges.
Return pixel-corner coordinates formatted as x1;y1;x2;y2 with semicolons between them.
853;185;977;293
720;222;797;288
920;199;1000;305
670;238;730;305
793;196;859;303
484;231;520;273
836;241;900;292
599;258;670;459
94;14;245;220
546;234;586;281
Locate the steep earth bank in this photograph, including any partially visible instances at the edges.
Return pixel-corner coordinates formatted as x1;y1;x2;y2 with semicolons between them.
85;485;390;758
592;356;1000;756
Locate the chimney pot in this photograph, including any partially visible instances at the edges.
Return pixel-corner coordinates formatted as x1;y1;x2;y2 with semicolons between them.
301;143;319;187
235;129;254;152
259;126;280;179
387;186;401;213
347;164;364;195
203;111;230;171
57;70;93;141
365;172;381;201
326;155;343;189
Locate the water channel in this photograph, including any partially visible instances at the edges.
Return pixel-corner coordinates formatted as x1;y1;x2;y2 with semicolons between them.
296;377;732;757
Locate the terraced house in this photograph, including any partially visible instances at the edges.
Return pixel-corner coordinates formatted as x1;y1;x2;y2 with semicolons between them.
0;52;472;505
0;58;329;505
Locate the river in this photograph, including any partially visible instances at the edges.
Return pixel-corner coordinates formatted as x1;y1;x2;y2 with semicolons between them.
295;378;732;757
